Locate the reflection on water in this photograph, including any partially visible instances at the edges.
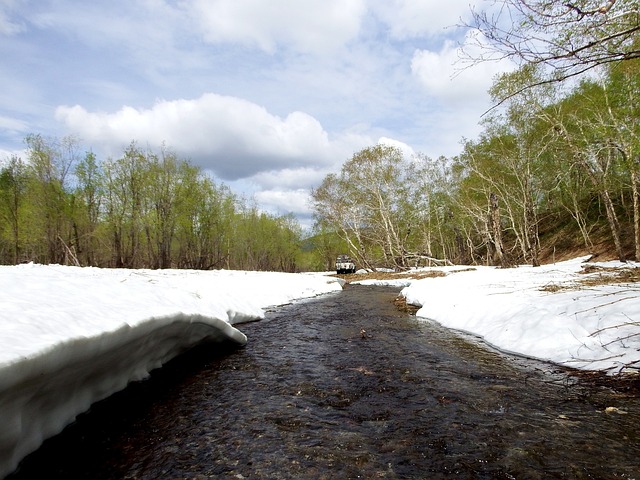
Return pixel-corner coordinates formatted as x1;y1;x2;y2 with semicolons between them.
9;286;640;479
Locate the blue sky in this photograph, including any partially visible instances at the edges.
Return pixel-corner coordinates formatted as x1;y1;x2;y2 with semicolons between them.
0;0;512;227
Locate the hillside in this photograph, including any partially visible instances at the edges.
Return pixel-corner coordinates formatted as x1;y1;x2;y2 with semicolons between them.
537;210;635;265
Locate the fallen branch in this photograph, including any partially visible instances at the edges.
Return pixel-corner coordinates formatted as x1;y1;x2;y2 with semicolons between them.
599;332;640;348
589;318;640;337
58;235;81;267
404;253;454;267
574;294;639;315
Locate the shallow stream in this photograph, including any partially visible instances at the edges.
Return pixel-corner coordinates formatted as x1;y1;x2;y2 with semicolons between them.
8;285;640;479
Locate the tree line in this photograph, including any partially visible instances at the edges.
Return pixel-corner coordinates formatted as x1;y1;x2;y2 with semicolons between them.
0;137;302;271
312;60;640;269
312;0;639;269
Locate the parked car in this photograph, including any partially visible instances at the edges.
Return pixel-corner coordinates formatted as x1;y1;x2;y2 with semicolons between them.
335;254;356;274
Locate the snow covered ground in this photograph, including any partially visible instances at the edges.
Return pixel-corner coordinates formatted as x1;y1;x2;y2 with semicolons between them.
356;256;640;375
0;264;344;478
1;257;638;478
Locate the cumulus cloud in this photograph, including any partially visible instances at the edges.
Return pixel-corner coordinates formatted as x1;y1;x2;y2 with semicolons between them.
411;30;515;106
254;188;313;217
55;93;366;180
250;167;329;190
185;0;366;54
378;136;416;159
0;0;510;223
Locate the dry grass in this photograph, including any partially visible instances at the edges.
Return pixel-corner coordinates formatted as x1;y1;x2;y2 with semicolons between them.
579;265;640;284
333;268;462;283
541;265;640;292
392;295;420;315
334;263;639;293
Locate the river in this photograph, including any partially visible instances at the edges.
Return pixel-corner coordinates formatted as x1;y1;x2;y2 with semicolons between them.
8;285;640;479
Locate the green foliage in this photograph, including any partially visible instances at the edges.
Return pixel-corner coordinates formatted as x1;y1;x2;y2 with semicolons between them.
301;223;352;271
311;144;425;268
313;60;640;265
0;156;28;263
0;139;304;271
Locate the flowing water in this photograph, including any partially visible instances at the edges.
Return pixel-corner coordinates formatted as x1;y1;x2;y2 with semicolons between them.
8;285;640;479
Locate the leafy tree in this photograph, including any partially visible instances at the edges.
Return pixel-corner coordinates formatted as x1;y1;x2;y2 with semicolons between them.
24;134;81;264
143;147;188;269
230;203;302;272
413;154;461;265
74;151;103;265
0;156;28;263
312;172;370;268
303;221;352;271
102;142;158;268
174;172;234;269
541;79;629;260
312;145;424;269
600;60;640;260
0;136;307;270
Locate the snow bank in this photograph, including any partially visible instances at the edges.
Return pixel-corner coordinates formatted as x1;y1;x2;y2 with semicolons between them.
0;264;343;478
401;256;640;374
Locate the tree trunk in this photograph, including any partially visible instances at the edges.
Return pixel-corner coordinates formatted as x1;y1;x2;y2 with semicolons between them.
525;199;540;267
631;158;640;261
489;192;507;266
601;188;626;261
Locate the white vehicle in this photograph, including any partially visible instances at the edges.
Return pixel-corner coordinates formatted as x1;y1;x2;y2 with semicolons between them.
335;254;356;274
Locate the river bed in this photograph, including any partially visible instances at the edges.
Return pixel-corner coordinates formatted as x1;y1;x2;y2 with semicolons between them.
8;285;640;479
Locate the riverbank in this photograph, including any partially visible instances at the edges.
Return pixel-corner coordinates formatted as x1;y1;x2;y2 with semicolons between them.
348;256;640;376
9;285;640;479
0;265;343;479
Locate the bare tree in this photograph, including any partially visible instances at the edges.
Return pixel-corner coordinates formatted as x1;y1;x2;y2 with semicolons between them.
466;0;640;100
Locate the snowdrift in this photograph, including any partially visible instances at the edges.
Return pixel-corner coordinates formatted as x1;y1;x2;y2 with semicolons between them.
0;264;343;478
399;257;640;374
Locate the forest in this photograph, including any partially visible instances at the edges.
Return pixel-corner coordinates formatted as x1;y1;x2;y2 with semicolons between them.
2;65;638;274
312;0;640;270
311;61;640;270
0;139;302;271
2;1;638;273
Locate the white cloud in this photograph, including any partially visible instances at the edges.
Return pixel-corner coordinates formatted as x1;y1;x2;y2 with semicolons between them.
378;136;416;159
250;167;328;190
55;93;367;180
185;0;366;54
0;115;28;135
26;0;188;80
374;0;473;39
254;188;313;216
0;12;21;35
411;30;515;106
0;0;508;224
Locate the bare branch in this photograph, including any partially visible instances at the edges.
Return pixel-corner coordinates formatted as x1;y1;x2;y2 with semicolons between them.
564;0;617;18
464;0;640;104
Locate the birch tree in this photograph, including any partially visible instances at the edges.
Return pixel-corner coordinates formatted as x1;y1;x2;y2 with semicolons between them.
312;145;423;269
544;82;628;260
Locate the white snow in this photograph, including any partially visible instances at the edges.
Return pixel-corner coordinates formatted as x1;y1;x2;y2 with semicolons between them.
1;257;639;477
0;264;343;478
396;256;640;375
